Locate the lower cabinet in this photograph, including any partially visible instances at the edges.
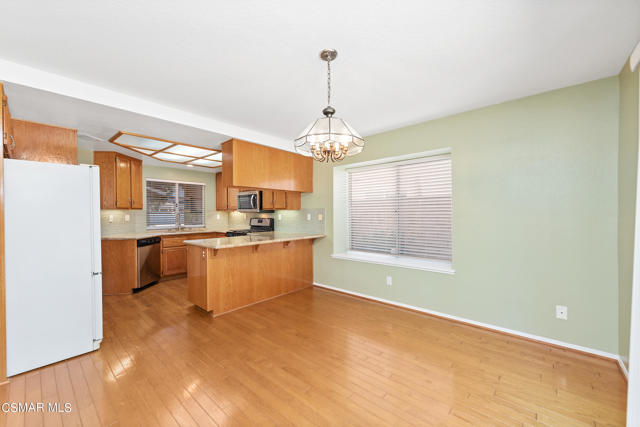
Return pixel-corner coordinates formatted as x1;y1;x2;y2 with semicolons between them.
187;246;209;310
101;240;137;295
162;246;188;276
161;232;226;277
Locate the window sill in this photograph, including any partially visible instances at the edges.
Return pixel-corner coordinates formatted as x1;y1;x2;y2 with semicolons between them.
331;251;455;274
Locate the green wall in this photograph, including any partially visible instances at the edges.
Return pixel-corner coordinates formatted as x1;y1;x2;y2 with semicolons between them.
618;60;640;367
303;77;620;353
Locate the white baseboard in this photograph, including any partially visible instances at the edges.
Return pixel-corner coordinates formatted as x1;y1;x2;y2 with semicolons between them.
313;282;621;362
618;357;629;380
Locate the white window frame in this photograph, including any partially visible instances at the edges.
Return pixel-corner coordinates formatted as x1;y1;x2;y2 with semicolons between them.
331;148;454;274
145;178;206;230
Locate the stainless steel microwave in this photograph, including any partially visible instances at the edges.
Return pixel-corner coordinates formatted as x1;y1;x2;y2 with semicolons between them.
237;190;261;212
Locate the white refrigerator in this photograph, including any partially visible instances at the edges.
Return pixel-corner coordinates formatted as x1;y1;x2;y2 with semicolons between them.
4;159;103;376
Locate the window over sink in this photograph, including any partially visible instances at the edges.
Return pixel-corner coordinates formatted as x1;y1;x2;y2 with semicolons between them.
146;179;205;229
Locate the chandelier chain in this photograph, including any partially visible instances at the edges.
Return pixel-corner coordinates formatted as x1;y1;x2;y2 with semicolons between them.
327;59;331;106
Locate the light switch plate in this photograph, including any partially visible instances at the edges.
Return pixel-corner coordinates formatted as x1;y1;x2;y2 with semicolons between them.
306;214;311;221
124;214;130;222
318;214;324;221
278;214;282;220
108;215;114;223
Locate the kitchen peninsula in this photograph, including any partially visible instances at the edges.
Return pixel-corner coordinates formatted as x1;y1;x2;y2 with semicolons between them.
185;232;323;315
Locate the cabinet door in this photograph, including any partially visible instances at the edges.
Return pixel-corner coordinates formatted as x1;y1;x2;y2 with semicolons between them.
227;187;239;210
262;190;275;210
115;155;132;209
187;246;210;310
163;246;188;276
285;191;301;210
273;190;286;210
2;93;15;158
215;172;227;210
130;158;143;209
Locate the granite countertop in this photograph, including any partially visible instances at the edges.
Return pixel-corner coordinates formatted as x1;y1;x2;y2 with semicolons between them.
184;232;325;249
101;228;229;240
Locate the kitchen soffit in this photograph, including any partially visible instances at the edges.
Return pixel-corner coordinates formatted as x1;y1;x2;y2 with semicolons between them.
109;131;223;169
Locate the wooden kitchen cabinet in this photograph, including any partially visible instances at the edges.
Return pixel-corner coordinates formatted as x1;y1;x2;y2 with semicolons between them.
187;246;209;310
2;84;78;164
261;189;287;210
130;158;143;209
163;246;187;276
101;239;137;295
227;187;240;210
285;191;301;210
94;151;143;210
222;138;313;192
273;190;286;210
216;172;227;211
115;155;131;209
8;119;77;164
216;172;303;211
161;231;225;277
1;84;15;159
262;189;275;210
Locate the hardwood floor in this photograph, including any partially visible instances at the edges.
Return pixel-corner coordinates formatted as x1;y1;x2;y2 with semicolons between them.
0;278;627;426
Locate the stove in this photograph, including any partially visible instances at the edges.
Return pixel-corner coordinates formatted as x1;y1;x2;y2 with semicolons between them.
226;217;274;237
226;229;250;237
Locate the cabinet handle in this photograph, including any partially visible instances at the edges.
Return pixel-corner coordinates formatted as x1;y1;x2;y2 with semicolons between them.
202;250;206;259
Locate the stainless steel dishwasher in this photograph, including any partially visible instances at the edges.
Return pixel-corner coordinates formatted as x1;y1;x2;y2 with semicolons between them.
136;237;161;291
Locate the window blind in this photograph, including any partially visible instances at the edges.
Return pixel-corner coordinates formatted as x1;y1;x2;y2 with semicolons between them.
179;182;205;227
146;179;205;228
347;154;452;262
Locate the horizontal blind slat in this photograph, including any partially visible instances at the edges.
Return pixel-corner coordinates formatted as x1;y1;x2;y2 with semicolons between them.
146;180;205;228
348;154;452;262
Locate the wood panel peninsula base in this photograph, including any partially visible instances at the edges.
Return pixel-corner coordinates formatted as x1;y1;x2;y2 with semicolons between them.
185;233;323;316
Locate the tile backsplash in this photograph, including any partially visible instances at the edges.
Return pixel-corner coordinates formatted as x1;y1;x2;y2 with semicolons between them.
228;209;325;234
100;210;229;236
101;208;325;236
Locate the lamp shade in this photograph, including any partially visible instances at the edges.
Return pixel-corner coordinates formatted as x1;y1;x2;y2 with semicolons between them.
294;116;364;161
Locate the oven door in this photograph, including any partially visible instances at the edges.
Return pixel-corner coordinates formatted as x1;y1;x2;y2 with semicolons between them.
237;191;261;212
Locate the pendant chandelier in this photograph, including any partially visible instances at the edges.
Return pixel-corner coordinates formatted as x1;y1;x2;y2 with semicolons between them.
294;49;364;162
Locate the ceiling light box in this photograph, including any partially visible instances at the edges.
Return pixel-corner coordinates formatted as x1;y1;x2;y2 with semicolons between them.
109;131;223;169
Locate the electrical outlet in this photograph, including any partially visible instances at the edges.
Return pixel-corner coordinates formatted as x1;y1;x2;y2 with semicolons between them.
318;214;324;221
306;214;311;221
556;305;568;320
278;214;282;220
216;213;220;220
386;276;392;286
108;215;114;223
124;214;130;222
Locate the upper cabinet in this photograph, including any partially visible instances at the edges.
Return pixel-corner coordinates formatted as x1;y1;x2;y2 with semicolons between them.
10;120;77;164
94;151;143;210
216;175;302;211
2;83;77;164
2;84;15;158
222;139;312;192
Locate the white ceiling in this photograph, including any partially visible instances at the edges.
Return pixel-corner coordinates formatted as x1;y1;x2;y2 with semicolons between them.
0;0;639;163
